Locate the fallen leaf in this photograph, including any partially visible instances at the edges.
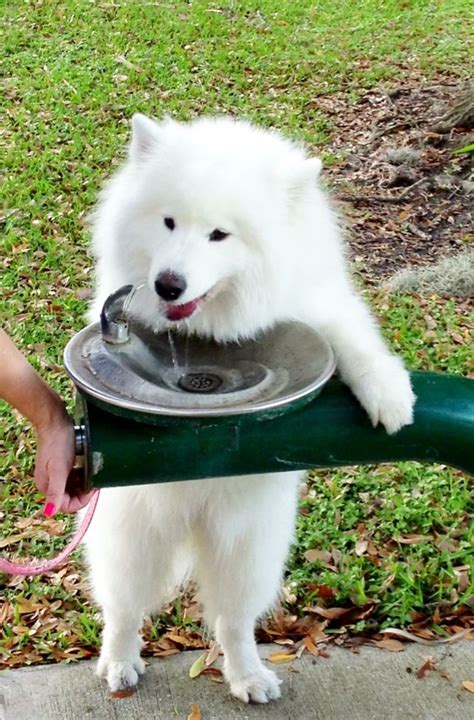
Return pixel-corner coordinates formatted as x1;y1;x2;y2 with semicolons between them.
306;606;350;620
381;628;471;645
309;584;337;602
187;703;202;720
379;573;396;592
167;633;194;647
153;648;180;657
373;638;406;652
189;653;207;679
16;597;43;615
454;568;470;592
367;542;379;556
423;314;437;330
201;667;224;685
183;602;202;622
304;549;332;564
202;667;223;677
115;54;145;73
267;652;297;664
274;638;295;646
394;534;429;545
462;681;474;693
15;517;37;530
0;603;11;625
295;642;306;659
209;673;224;683
205;642;220;667
0;531;36;549
110;687;136;699
75;287;93;300
355;540;368;556
303;636;320;656
416;656;435;679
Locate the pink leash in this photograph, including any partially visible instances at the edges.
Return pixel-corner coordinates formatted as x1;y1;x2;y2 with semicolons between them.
0;490;100;577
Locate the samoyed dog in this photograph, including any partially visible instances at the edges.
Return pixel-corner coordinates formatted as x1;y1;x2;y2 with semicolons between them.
84;114;415;703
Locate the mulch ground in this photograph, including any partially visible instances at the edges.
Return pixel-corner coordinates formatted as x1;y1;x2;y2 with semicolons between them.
319;76;473;282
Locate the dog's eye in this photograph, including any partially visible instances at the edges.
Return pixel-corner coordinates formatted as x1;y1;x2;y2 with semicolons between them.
209;229;229;242
164;217;175;231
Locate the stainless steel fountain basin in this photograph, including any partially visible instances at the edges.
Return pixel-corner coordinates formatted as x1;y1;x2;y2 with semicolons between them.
64;319;336;419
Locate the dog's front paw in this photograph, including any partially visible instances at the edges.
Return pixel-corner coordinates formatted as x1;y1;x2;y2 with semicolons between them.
351;355;416;435
229;666;282;704
97;654;146;692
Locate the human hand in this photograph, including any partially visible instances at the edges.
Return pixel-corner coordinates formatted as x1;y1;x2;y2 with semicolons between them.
34;407;94;515
0;329;94;513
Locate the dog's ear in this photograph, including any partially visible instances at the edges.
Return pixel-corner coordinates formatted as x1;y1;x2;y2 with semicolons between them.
129;114;162;162
288;157;323;200
297;157;323;185
304;157;323;179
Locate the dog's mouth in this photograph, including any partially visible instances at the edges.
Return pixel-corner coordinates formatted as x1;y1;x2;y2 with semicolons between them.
163;293;207;322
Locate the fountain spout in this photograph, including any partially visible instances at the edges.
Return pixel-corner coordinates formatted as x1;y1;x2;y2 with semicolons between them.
100;284;134;344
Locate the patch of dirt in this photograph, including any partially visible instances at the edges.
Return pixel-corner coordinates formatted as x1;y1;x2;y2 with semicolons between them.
317;78;473;283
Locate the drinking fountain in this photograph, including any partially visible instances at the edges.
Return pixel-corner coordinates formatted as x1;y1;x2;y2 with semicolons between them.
64;285;474;491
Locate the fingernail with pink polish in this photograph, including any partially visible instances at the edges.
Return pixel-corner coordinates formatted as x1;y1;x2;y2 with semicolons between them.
44;502;55;517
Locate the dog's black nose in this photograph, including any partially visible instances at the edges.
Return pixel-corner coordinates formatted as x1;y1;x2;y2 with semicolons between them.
154;272;187;302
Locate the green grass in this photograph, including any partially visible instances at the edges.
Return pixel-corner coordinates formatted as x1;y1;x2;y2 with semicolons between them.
1;0;473;664
290;462;473;628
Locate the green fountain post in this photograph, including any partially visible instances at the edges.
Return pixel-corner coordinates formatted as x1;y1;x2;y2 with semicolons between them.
75;372;474;490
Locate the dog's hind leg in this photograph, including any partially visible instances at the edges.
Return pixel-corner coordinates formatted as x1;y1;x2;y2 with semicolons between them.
96;600;146;692
194;473;299;703
82;490;176;692
94;551;178;692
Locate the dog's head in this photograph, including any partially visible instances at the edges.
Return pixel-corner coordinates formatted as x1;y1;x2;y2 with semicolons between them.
99;114;323;339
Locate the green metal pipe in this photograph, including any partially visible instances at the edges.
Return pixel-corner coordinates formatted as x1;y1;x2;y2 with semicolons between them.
77;371;474;490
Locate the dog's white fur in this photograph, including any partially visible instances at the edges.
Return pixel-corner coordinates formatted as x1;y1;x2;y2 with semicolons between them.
84;115;415;703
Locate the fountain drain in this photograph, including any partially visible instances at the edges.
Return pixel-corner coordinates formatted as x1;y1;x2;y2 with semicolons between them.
178;372;223;394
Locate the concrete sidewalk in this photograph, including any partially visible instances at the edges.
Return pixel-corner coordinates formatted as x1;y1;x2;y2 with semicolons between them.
1;642;473;720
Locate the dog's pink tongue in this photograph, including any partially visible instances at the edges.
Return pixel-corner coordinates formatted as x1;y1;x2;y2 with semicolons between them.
166;299;199;321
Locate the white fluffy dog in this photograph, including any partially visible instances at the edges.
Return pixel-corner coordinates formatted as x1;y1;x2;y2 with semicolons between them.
84;115;415;703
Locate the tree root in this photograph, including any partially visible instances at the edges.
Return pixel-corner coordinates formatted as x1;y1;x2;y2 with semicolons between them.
337;177;428;205
431;82;474;133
